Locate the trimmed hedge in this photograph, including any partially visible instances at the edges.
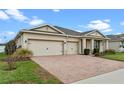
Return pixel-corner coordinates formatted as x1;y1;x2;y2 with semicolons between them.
84;49;90;55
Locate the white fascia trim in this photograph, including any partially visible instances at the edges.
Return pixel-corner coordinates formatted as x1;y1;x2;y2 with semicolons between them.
23;24;49;30
21;30;81;38
81;35;110;40
24;24;66;35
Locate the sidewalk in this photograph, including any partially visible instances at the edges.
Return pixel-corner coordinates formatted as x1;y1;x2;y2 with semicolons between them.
73;69;124;84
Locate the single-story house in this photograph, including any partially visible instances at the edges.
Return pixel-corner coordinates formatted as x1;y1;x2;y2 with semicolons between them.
107;34;124;52
0;43;6;53
15;24;109;56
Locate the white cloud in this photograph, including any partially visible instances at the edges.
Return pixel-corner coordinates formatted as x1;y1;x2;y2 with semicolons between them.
0;31;16;42
102;29;112;33
29;16;45;26
0;38;4;43
75;29;83;32
2;9;45;26
103;19;110;22
5;31;16;35
78;25;86;28
1;31;16;36
52;9;60;12
116;32;122;35
5;9;29;22
88;20;111;30
79;19;112;33
0;11;9;20
90;20;103;24
0;31;16;43
120;21;124;26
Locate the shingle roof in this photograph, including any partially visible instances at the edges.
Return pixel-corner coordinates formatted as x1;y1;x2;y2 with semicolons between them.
107;35;124;41
0;43;6;46
27;24;104;37
53;26;81;36
53;26;99;36
80;30;96;35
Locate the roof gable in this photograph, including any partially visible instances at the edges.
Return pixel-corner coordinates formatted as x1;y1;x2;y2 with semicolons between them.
29;25;65;34
83;30;106;38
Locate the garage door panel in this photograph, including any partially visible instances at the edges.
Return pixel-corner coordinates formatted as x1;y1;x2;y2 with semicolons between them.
28;40;63;56
67;42;78;54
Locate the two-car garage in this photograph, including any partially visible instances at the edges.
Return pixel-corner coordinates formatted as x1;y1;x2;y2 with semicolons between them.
28;39;78;56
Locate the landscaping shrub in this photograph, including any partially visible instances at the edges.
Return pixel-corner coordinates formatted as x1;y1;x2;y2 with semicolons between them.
3;48;33;62
12;48;33;61
5;40;16;55
93;48;99;54
3;49;33;71
1;49;33;71
84;49;90;55
104;49;116;54
13;48;33;57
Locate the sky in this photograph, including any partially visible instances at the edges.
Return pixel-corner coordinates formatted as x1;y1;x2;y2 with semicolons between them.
0;9;124;43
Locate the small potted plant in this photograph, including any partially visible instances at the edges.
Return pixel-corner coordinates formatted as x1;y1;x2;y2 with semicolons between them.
84;49;90;55
93;48;99;54
93;48;100;57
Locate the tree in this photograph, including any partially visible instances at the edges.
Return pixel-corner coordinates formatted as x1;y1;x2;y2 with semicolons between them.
5;40;16;55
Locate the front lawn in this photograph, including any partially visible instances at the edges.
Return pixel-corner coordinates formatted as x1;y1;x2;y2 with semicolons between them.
0;53;62;84
102;52;124;61
0;53;7;60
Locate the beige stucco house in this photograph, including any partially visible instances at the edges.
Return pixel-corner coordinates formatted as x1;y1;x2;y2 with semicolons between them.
0;44;5;53
15;24;109;56
107;34;124;51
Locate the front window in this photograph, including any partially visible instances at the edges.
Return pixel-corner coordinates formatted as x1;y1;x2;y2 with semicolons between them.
94;40;100;49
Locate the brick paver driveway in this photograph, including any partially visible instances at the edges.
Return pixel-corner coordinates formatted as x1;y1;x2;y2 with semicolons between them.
32;55;124;83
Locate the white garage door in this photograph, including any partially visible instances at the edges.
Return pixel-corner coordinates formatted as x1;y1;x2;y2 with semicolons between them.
67;42;78;54
28;40;63;56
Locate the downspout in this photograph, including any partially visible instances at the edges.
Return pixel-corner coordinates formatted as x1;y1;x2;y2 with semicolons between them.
81;38;83;54
66;35;69;54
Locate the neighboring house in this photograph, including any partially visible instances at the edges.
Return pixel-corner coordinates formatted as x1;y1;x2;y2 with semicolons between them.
107;34;124;52
15;24;109;56
0;44;5;53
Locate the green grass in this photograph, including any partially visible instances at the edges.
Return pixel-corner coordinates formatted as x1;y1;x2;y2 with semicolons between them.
0;53;62;84
102;52;124;61
0;53;7;60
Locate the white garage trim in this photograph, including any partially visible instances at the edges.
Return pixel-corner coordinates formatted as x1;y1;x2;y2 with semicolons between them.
28;38;64;42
